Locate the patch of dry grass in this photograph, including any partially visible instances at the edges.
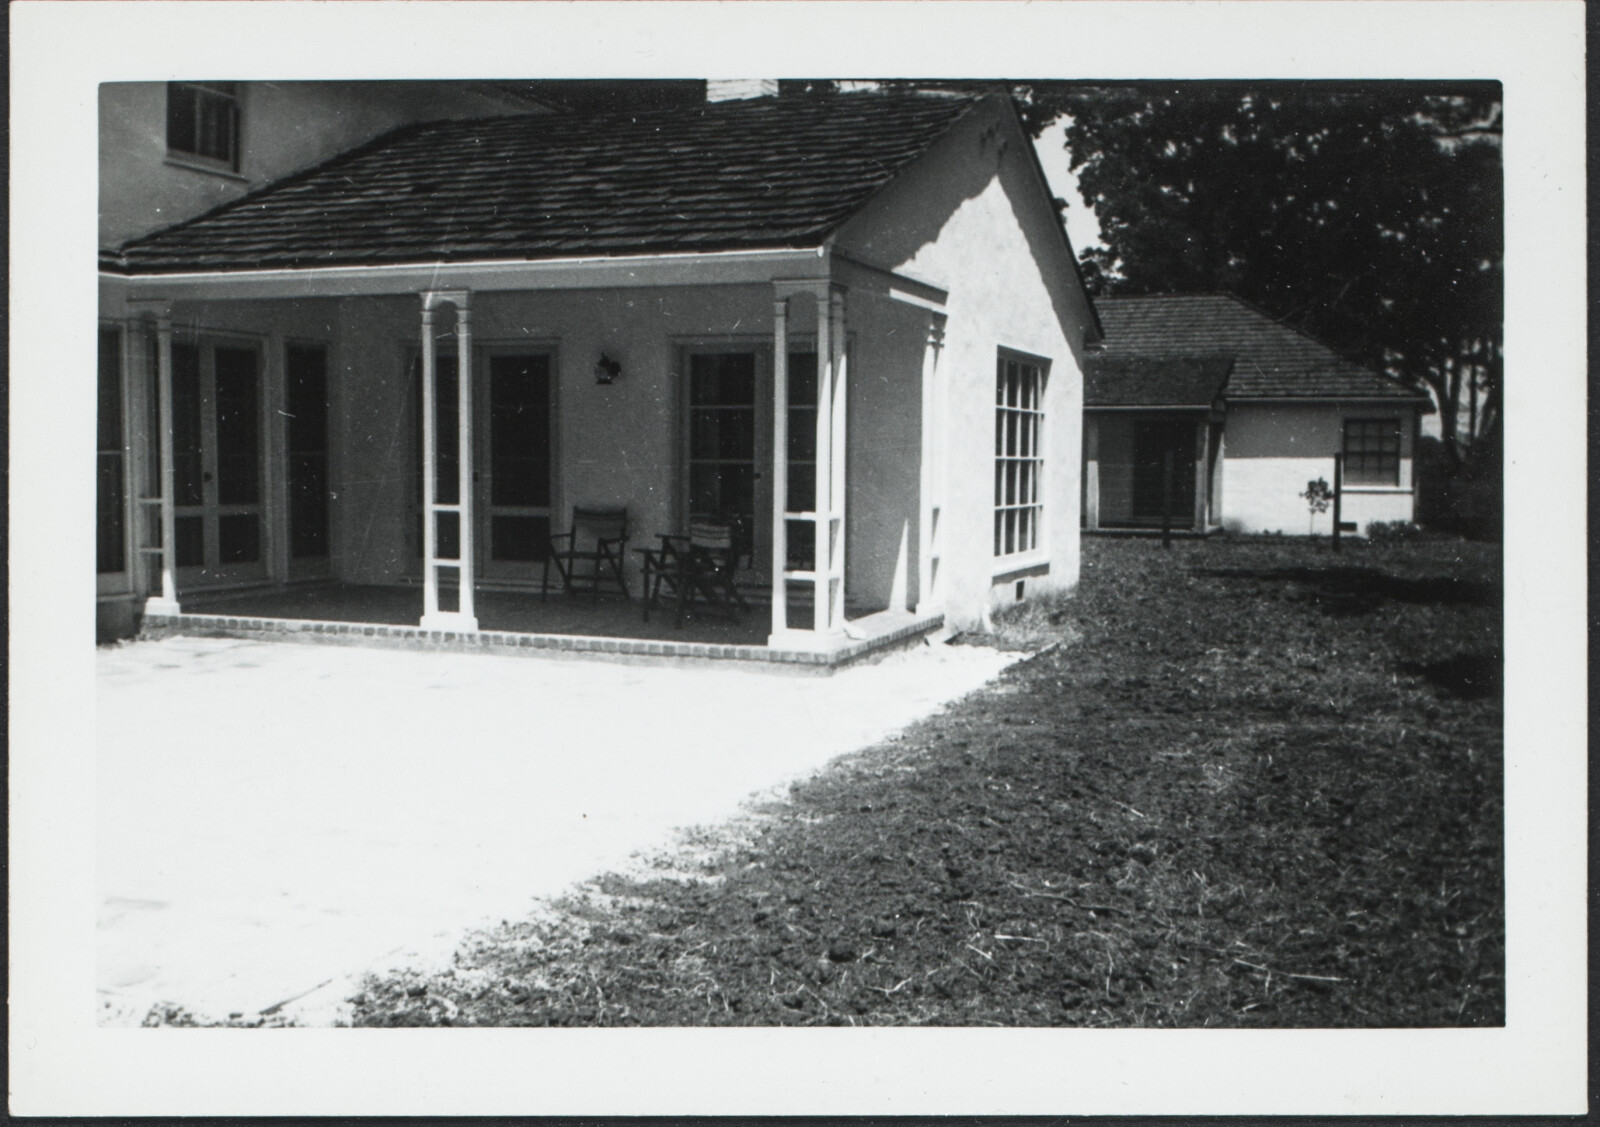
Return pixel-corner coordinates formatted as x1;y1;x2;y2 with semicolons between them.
352;535;1502;1027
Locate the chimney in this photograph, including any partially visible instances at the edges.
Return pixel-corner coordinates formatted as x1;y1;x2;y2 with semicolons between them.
706;79;779;103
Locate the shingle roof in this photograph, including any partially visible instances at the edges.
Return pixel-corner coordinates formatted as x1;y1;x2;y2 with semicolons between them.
1094;294;1424;400
106;92;981;274
1084;355;1232;408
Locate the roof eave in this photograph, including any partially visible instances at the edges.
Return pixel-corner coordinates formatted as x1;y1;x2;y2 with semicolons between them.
99;245;834;302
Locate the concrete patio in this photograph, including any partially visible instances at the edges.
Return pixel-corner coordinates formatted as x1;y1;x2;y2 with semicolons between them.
96;631;1019;1026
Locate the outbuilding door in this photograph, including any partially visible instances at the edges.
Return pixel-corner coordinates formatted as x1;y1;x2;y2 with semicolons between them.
1130;418;1197;527
172;338;268;587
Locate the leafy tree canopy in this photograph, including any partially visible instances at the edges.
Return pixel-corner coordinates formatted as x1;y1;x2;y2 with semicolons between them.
1047;83;1502;466
854;80;1502;465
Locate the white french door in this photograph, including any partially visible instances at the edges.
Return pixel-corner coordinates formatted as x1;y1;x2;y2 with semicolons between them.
414;349;555;586
171;338;268;588
681;347;820;584
477;352;555;584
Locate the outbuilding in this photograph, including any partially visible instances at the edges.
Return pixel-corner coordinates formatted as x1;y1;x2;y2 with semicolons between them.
1083;293;1428;537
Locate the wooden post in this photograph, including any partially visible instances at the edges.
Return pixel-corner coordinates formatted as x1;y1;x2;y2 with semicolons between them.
455;303;476;627
143;315;182;616
769;295;789;640
1161;448;1174;550
1332;452;1343;553
420;305;439;621
916;313;946;612
828;289;847;630
812;289;832;635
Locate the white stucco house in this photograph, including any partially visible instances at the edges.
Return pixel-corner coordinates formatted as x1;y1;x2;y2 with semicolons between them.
1082;294;1428;537
97;86;1099;664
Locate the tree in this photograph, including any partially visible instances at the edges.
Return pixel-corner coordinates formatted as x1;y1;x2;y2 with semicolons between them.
1042;84;1502;470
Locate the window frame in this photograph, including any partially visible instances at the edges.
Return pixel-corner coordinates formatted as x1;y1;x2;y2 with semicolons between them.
166;81;242;173
1342;416;1403;487
993;349;1049;563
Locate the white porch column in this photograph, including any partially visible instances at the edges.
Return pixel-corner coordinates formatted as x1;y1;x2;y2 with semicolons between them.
812;288;833;635
1193;417;1209;532
769;295;790;640
828;290;848;628
419;289;477;632
455;302;477;627
420;304;439;621
769;279;845;649
143;313;181;616
916;312;947;613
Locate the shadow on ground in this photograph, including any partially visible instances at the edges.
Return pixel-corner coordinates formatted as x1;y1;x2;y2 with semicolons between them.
1192;565;1500;617
1399;650;1503;700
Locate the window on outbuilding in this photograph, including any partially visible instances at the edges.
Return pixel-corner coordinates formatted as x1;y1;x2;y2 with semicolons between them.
994;352;1046;558
1343;417;1402;486
167;82;240;170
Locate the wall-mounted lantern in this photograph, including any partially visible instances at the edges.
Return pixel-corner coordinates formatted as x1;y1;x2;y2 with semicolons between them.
594;352;622;385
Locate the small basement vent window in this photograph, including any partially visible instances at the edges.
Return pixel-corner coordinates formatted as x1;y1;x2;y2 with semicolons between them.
167;82;240;170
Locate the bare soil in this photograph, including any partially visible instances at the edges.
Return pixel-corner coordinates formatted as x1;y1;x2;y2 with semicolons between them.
351;534;1503;1027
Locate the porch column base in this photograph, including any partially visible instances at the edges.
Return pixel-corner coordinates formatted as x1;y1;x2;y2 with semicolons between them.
766;628;849;653
143;596;182;618
420;611;479;633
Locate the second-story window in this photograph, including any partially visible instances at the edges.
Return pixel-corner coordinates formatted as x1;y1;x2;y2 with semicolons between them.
167;82;239;170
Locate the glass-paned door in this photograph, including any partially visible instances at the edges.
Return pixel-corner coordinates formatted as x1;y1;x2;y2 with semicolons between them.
172;340;268;586
686;351;761;574
413;351;555;584
480;353;553;582
1130;417;1197;526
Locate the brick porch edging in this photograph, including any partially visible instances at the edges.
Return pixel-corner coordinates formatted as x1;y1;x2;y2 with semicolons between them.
138;611;945;672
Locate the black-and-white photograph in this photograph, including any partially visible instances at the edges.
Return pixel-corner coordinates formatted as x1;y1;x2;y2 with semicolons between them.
93;73;1507;1032
10;0;1586;1116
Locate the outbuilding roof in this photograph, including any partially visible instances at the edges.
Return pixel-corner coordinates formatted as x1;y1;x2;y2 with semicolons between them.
1094;293;1425;401
105;92;981;275
1084;355;1232;408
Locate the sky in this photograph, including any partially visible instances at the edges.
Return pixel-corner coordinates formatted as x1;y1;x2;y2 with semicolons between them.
1031;113;1106;258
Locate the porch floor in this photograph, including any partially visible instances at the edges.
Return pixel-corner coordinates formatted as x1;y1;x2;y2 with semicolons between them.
162;582;939;670
182;583;772;646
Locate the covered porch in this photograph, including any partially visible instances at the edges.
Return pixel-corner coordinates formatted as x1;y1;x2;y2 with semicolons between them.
1081;355;1230;536
102;247;954;665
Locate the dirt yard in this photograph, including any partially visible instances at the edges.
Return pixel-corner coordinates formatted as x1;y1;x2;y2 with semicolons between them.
350;534;1503;1028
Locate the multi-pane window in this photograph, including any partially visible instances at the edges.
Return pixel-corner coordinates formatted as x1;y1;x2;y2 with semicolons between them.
994;353;1046;557
1343;418;1401;485
167;82;240;169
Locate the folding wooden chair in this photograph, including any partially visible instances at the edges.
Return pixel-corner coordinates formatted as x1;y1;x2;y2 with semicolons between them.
639;515;750;625
542;505;630;601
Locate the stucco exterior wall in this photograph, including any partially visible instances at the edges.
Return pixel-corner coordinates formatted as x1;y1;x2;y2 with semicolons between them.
1223;402;1417;535
839;292;931;614
834;95;1094;630
100;82;543;249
